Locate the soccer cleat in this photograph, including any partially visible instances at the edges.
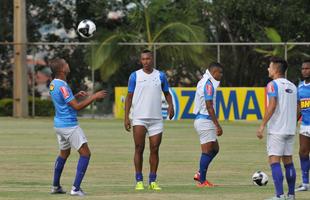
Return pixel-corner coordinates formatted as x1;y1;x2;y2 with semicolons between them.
51;185;66;194
194;171;200;182
70;186;86;196
295;183;310;192
286;195;295;200
149;182;162;190
264;195;286;200
135;181;144;190
196;180;215;188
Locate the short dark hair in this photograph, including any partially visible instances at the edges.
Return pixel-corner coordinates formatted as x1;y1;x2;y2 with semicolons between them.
269;57;287;75
302;59;310;64
141;49;152;54
208;62;223;71
49;58;66;76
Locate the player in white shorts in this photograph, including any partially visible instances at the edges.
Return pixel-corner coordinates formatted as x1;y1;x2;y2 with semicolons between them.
49;58;107;196
295;60;310;192
257;57;297;200
124;49;174;190
192;62;223;188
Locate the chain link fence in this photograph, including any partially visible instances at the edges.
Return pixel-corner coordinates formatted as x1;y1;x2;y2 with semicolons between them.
1;42;309;117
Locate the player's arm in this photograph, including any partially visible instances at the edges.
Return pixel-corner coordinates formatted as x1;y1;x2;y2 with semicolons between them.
206;100;222;136
297;100;301;121
164;91;174;120
68;90;107;111
74;91;88;99
124;93;133;131
124;72;136;132
204;80;222;136
161;72;174;120
257;96;277;139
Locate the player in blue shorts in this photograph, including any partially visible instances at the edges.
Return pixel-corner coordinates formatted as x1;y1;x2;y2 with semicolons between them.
49;58;107;196
296;60;310;192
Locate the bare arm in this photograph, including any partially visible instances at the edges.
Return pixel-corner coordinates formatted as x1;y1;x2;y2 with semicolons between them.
68;90;107;111
164;91;174;119
297;100;301;121
206;100;222;136
124;93;133;132
257;96;277;139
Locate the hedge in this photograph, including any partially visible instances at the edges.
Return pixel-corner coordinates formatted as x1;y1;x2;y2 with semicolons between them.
0;98;54;116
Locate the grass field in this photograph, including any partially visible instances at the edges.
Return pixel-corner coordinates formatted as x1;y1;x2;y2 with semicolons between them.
0;118;308;200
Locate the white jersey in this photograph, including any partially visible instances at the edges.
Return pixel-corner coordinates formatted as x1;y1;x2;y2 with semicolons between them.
193;70;220;118
266;78;297;135
127;69;170;120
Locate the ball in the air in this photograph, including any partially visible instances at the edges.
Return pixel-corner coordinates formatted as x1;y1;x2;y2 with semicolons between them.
77;19;96;38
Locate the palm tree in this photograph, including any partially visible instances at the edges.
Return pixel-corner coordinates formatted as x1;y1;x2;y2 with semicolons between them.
92;0;209;81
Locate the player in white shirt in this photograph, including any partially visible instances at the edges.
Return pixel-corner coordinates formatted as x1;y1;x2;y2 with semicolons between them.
192;62;223;188
295;60;310;192
124;49;174;191
257;57;297;200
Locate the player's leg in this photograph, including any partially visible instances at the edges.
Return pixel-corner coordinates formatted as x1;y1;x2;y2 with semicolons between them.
281;135;296;199
267;134;285;199
51;129;71;194
147;119;163;190
282;155;296;199
296;133;310;191
148;133;162;185
133;124;147;189
197;140;219;186
70;126;89;196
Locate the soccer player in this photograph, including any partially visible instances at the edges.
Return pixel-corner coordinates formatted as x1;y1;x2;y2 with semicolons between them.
49;58;107;196
192;62;223;187
124;49;174;190
295;60;310;192
257;57;297;200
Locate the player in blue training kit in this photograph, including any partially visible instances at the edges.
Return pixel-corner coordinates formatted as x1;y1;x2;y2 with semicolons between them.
296;60;310;192
49;58;107;196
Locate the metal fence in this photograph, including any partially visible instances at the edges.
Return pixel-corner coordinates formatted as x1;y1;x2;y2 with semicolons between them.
1;42;310;117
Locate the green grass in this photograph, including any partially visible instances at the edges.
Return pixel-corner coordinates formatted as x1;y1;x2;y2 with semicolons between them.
0;118;308;200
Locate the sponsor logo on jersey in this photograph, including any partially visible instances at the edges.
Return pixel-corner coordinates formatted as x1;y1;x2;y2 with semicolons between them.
60;86;70;99
285;88;293;93
206;84;213;96
301;98;310;109
267;83;274;93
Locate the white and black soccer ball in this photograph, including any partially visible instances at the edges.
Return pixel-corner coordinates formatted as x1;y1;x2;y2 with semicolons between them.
77;19;96;38
252;171;268;186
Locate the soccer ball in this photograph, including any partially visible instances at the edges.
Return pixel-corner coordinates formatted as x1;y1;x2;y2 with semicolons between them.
77;19;96;38
252;171;268;186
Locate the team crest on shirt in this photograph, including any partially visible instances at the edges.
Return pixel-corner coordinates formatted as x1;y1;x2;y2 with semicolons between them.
60;86;70;99
49;84;54;92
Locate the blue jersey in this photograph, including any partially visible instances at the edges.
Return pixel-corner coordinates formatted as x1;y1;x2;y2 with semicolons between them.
298;81;310;126
49;79;78;128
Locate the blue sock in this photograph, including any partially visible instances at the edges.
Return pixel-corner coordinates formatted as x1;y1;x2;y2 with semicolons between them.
73;156;90;191
284;163;296;196
300;156;310;184
199;152;217;183
271;163;284;197
136;172;143;182
53;156;66;187
149;172;157;183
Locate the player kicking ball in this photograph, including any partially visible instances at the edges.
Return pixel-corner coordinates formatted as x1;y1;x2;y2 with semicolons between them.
192;62;223;187
257;57;297;200
49;58;107;196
